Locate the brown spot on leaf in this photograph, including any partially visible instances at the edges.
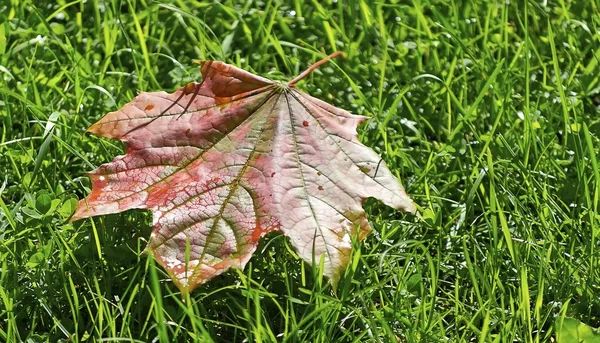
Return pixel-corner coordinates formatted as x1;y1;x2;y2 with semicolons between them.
318;185;324;191
145;104;154;111
182;82;197;95
302;120;309;127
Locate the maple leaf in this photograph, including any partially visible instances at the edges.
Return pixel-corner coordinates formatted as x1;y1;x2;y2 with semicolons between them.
73;52;416;295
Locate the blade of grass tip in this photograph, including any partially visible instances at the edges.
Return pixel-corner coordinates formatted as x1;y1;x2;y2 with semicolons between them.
278;41;332;58
321;21;336;54
82;85;117;109
252;289;265;343
449;58;505;142
37;297;71;339
101;5;116;61
0;280;18;342
148;257;169;342
487;149;516;263
266;34;290;73
127;0;158;87
429;9;479;71
52;133;96;170
66;273;81;333
461;239;484;308
0;22;5;55
411;0;440;68
547;20;571;143
375;3;388;110
534;273;545;342
0;178;16;230
28;129;53;188
254;2;292;72
583;122;599;268
119;284;140;335
583;122;600;210
0;324;7;341
44;0;81;23
523;1;532;167
520;266;533;342
91;277;107;336
288;51;344;86
477;311;491;343
87;217;105;263
466;58;505;117
253;1;275;49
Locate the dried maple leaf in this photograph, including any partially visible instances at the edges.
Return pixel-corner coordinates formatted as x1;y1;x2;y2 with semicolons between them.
73;52;416;295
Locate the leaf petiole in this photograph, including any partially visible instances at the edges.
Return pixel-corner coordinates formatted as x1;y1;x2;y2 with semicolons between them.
287;51;345;86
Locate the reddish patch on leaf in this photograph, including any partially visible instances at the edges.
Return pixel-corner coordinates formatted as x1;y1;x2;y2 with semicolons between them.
72;52;415;295
252;223;265;241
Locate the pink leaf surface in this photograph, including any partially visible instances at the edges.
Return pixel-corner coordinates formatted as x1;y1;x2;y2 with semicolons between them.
73;54;416;295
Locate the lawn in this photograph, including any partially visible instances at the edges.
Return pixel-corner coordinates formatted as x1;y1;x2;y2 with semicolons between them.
1;0;600;342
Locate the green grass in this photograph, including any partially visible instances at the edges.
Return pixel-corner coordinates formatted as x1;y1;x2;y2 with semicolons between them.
1;0;600;342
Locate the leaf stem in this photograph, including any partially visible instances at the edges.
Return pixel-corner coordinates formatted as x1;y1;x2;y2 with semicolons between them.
288;51;344;86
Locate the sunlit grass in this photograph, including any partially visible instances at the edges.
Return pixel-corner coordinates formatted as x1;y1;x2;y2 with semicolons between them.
1;0;599;342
